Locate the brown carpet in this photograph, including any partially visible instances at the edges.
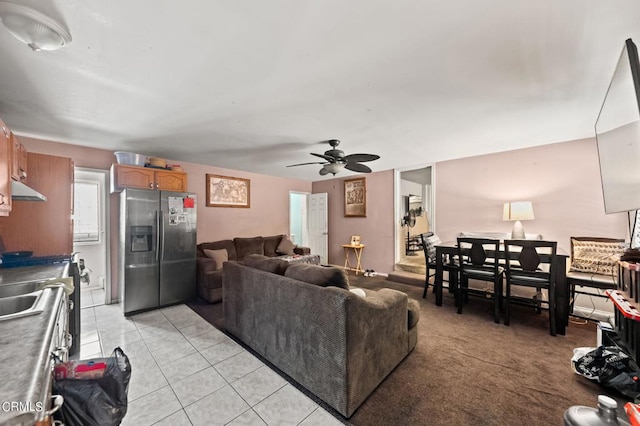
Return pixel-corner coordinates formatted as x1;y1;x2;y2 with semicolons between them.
188;274;630;425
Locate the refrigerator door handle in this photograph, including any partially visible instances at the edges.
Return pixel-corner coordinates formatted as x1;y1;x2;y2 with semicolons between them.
155;210;160;262
159;209;164;261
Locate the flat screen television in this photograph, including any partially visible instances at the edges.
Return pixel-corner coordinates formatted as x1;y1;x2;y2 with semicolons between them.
595;38;640;216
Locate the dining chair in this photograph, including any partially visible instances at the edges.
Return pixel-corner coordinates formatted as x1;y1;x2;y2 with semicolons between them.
503;239;558;336
456;237;503;323
420;233;459;299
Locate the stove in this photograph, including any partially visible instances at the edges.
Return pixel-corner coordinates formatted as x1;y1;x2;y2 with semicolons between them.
0;254;73;268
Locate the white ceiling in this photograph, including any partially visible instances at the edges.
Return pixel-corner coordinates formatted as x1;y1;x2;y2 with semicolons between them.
0;0;639;181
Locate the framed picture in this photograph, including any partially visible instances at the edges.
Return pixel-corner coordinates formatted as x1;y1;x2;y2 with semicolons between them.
350;235;361;246
344;177;366;217
206;174;250;208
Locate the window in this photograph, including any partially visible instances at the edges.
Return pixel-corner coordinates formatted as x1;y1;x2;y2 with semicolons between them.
73;181;100;243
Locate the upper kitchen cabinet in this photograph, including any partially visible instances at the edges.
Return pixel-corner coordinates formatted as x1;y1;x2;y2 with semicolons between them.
110;164;187;193
10;133;27;182
0;119;11;216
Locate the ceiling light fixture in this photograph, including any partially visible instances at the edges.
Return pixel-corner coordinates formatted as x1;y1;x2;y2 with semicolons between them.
323;162;345;175
0;1;71;51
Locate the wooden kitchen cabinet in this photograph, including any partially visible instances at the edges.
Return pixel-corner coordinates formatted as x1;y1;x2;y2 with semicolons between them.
19;142;27;182
110;164;187;192
10;132;27;182
0;153;74;255
0;118;11;216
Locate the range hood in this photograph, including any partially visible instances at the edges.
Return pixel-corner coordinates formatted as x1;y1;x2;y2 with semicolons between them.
11;181;47;201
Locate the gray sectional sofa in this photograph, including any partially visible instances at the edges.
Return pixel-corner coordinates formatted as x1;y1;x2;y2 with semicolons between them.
196;234;313;303
223;259;419;418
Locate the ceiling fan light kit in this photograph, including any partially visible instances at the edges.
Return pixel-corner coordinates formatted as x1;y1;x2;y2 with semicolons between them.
0;1;71;51
287;139;380;176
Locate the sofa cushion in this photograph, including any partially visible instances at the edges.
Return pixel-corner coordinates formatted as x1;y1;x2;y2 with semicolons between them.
285;263;350;290
570;237;626;276
203;249;228;270
243;254;290;275
234;237;265;260
276;235;296;255
198;239;237;261
264;235;283;257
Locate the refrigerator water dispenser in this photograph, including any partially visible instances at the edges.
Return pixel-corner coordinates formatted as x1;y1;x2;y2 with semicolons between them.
130;226;152;252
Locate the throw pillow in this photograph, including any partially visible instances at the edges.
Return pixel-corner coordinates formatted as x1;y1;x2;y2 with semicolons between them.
285;263;350;290
243;254;289;275
570;238;626;276
263;235;283;257
276;235;296;256
203;249;228;270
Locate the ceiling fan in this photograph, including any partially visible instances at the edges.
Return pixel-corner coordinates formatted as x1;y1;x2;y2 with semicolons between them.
287;139;380;176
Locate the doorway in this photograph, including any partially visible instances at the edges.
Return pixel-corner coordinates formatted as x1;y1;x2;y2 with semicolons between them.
74;168;110;308
394;165;434;274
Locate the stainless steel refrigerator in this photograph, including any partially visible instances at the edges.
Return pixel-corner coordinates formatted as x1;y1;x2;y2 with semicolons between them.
119;188;197;315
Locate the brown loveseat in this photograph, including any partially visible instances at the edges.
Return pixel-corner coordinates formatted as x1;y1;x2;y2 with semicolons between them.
223;259;419;417
196;235;311;302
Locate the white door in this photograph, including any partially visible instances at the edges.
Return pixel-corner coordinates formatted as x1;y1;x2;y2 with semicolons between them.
308;193;328;264
73;168;110;307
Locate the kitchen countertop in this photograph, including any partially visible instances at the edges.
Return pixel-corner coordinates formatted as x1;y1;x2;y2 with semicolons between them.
0;264;69;286
0;265;69;426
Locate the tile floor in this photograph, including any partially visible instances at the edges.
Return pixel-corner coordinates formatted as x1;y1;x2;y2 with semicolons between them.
79;303;344;426
80;287;106;308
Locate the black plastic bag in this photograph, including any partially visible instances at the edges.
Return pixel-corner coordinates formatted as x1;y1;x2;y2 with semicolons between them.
53;347;132;426
572;346;640;399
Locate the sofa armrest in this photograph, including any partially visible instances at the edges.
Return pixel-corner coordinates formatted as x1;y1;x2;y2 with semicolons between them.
197;256;220;273
294;246;311;255
348;288;412;352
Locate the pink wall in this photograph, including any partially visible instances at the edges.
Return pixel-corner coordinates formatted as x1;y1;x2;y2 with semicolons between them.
20;134;630;282
435;137;629;252
312;169;395;273
20;137;312;300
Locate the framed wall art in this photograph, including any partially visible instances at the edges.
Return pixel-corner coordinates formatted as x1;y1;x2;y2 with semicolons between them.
206;174;250;208
344;177;366;217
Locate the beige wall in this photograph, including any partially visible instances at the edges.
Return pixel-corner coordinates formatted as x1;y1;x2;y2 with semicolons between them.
312;169;395;272
434;137;629;251
20;137;312;300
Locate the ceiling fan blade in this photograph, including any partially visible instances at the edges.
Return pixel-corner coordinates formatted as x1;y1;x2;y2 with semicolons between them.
319;167;330;175
286;161;326;167
311;153;335;161
343;153;380;163
344;162;372;173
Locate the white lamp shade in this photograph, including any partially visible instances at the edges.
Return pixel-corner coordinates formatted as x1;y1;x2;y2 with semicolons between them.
503;201;535;221
0;2;71;51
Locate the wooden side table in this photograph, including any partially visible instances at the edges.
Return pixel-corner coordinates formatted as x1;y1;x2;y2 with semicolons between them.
342;244;365;275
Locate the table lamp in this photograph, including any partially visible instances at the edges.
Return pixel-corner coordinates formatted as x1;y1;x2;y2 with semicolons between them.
503;201;534;239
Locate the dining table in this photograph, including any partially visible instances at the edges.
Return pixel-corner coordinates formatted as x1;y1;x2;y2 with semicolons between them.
433;240;571;335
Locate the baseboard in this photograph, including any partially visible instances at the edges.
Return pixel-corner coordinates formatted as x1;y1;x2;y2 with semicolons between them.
571;305;614;322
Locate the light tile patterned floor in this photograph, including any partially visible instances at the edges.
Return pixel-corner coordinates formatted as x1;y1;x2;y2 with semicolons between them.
79;303;344;426
80;287;106;308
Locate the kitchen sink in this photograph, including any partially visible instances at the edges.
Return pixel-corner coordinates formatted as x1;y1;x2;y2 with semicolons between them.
0;281;44;299
0;291;46;321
